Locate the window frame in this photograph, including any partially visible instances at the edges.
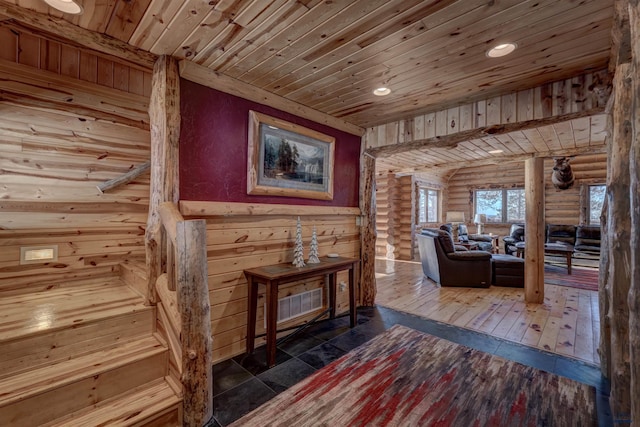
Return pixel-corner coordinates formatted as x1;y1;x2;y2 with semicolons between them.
586;184;606;225
417;186;440;224
473;187;525;224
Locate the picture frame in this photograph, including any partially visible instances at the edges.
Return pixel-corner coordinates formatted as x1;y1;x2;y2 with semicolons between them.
247;110;335;200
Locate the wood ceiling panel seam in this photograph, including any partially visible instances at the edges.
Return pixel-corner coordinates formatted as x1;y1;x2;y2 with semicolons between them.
128;0;187;50
279;0;608;101
105;0;153;42
246;0;435;89
240;0;399;87
589;114;608;146
277;0;514;98
276;0;549;97
493;134;526;155
306;10;612;112
220;1;354;80
201;0;317;69
74;0;119;34
148;0;219;55
190;0;291;64
336;54;610;127
507;130;537;154
174;0;273;61
536;124;563;152
552;121;578;150
315;28;611;117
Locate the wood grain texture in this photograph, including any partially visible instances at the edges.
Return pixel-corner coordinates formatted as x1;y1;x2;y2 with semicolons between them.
375;258;600;365
524;157;545;303
628;3;640;424
605;62;632;419
360;155;376;306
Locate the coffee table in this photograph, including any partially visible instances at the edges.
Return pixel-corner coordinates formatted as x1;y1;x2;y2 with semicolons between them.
515;242;574;274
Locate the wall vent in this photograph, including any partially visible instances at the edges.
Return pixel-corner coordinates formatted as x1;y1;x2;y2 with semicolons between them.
266;288;323;324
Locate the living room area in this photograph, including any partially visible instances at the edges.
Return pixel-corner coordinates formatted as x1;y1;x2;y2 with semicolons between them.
373;152;605;366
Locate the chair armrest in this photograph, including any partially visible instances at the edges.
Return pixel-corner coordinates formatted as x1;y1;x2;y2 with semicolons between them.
448;251;492;261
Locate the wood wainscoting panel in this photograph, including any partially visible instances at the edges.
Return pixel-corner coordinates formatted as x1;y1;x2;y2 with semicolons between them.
191;211;360;363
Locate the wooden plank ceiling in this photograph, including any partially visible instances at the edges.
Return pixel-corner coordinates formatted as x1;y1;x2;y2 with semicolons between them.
0;0;614;170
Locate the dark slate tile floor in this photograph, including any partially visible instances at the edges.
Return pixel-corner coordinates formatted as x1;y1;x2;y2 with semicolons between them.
208;305;613;427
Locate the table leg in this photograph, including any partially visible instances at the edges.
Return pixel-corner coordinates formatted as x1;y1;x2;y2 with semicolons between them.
328;273;336;319
266;280;278;367
566;252;572;275
246;276;257;354
348;264;358;328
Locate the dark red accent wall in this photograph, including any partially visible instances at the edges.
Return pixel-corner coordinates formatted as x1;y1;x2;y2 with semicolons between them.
179;80;361;207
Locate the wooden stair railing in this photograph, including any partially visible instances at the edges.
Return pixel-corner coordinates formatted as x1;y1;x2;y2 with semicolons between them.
158;201;213;426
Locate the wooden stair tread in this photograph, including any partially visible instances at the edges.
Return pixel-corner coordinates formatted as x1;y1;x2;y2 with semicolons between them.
43;378;180;427
0;277;147;342
0;335;166;406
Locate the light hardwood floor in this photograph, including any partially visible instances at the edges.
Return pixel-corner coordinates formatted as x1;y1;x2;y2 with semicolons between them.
375;258;601;365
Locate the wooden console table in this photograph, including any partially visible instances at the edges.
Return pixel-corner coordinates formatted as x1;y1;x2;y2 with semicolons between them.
244;256;360;367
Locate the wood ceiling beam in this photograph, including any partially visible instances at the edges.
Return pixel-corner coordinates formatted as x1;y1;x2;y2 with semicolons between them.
389;144;608;176
0;2;157;70
179;60;364;137
367;108;606;158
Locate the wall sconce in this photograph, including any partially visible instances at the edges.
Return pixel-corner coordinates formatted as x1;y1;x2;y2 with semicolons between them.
474;213;486;235
445;211;465;241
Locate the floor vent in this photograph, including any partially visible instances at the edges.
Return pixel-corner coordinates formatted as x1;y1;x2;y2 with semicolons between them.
268;288;323;324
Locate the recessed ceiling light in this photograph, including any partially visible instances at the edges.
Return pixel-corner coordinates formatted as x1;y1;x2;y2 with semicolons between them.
373;87;391;96
43;0;83;14
486;43;517;58
488;149;504;154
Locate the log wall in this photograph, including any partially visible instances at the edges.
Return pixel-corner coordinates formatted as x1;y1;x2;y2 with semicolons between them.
374;174;414;260
180;203;360;363
0;31;150;289
445;154;607;238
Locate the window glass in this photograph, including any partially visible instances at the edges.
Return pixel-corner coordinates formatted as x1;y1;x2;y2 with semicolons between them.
588;185;606;225
475;190;503;223
475;188;524;223
506;189;525;222
418;188;439;223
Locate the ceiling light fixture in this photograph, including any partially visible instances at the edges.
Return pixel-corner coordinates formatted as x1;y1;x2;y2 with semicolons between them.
373;87;391;96
486;43;517;58
488;149;504;154
43;0;83;14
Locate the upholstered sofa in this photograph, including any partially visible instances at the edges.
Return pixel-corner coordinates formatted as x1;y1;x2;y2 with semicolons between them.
417;228;492;288
502;223;601;259
439;223;494;252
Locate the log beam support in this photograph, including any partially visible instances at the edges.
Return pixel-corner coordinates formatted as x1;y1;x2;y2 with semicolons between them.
524;157;544;303
359;154;377;306
176;219;213;427
145;55;180;305
629;2;640;424
607;61;633;421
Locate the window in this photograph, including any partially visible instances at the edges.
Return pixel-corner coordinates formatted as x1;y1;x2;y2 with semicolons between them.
418;188;439;223
588;184;606;225
475;188;525;223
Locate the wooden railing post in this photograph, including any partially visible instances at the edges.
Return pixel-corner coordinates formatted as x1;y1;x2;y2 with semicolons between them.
176;219;212;426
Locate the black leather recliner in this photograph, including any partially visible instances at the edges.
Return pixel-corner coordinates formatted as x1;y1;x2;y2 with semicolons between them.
439;223;494;252
417;228;491;288
503;223;525;255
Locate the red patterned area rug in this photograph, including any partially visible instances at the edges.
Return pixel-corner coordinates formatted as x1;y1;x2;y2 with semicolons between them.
544;264;599;291
230;325;597;427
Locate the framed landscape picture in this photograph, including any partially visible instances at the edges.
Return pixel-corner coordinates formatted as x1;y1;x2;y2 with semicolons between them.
247;110;335;200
